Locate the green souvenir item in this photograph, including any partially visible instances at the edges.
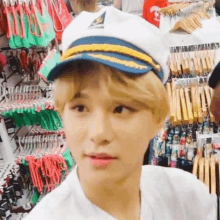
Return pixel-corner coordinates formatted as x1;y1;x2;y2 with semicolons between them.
8;13;17;49
38;49;61;81
13;10;24;48
31;189;40;206
3;106;63;130
63;149;74;169
33;3;55;47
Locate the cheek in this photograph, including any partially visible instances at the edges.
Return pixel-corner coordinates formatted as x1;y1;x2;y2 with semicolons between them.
112;113;154;161
62;111;87;158
113;112;155;143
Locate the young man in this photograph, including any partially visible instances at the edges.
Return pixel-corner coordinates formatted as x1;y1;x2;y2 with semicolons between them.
25;7;216;220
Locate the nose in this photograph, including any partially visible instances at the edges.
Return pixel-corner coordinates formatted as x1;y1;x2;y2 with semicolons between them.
89;111;114;146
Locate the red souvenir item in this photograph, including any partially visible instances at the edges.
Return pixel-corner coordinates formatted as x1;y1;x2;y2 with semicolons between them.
9;3;19;36
0;52;7;72
0;2;8;34
143;0;167;28
20;50;29;72
3;3;12;38
48;0;72;42
16;3;25;38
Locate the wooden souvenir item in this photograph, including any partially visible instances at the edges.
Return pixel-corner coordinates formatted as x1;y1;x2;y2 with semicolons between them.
171;53;178;76
204;86;215;122
166;83;175;122
199;157;205;183
196;87;203;123
210;155;216;195
172;80;178;126
180;88;189;124
205;157;210;192
193;155;200;177
199;86;207;118
191;86;198;122
176;88;182;125
184;87;194;124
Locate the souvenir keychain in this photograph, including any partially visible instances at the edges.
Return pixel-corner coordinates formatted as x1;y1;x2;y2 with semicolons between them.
31;0;55;47
38;48;61;82
8;0;22;49
0;0;8;34
3;0;12;39
20;50;29;72
23;1;37;47
49;0;72;42
0;51;7;74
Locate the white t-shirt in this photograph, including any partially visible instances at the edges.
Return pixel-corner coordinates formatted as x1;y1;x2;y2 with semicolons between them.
24;165;217;220
122;0;144;16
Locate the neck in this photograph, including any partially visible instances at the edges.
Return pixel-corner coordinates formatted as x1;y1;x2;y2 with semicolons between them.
78;166;142;220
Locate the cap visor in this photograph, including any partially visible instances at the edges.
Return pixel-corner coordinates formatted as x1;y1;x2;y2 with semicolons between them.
48;52;153;81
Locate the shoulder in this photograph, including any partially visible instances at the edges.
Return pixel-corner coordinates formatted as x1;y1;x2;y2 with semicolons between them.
141;165;212;198
142;164;206;188
141;165;217;220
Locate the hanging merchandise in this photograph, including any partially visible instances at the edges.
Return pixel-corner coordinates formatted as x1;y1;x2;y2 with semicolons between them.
0;163;27;219
0;133;74;219
0;0;74;217
166;77;214;126
38;48;61;82
152;119;219;167
16;134;73;194
0;85;63;130
193;154;218;193
159;0;219;47
169;1;215;34
168;44;218;77
1;0;56;49
47;0;72;43
150;3;220;218
0;51;7;74
143;0;167;28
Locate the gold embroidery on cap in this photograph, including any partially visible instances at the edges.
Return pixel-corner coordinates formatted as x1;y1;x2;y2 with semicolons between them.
88;54;147;69
62;44;161;71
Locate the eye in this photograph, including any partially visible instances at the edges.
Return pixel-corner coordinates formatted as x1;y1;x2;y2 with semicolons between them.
113;105;134;114
72;105;87;113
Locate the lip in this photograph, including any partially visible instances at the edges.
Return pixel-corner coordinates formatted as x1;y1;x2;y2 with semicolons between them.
87;153;117;159
86;153;117;167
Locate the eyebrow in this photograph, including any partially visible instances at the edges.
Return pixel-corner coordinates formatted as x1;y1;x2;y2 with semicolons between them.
73;92;89;99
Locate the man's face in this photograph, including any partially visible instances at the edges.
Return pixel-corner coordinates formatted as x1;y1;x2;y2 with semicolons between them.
62;69;159;184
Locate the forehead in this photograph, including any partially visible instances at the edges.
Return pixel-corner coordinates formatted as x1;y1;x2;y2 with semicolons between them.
61;62;148;104
80;64;109;82
77;64;113;95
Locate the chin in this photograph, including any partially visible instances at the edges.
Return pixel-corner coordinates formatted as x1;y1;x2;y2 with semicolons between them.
84;164;122;184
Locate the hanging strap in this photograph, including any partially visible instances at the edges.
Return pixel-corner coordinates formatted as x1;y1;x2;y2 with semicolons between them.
9;4;19;36
50;0;64;32
16;3;25;38
3;4;12;38
30;1;43;37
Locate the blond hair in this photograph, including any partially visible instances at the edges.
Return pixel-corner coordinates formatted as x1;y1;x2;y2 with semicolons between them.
54;62;170;124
